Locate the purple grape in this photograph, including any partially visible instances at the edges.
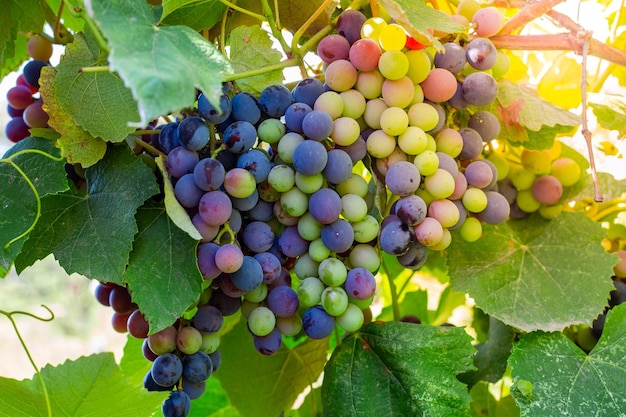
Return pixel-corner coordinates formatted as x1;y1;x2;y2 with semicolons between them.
260;84;294;118
157;122;181;154
385;161;421;197
344;267;376;300
465;38;497;71
178;116;210;151
292;139;328;176
253;327;283;355
166;146;199;178
174;173;204;208
379;218;414;255
197;242;221;281
323;149;353;184
477;191;510;224
22;60;49;88
317;34;351;64
321;219;354;254
182;378;206;400
198;190;232;226
337;136;367;163
309;188;342;224
231;92;261;124
302;110;334;141
397;242;428;270
231;189;259;211
292;77;325;107
267;285;299;318
230;256;263;292
209;289;242;316
254;252;282;284
193;157;225;191
336;9;367;44
5;117;30;143
458;127;484;160
243;221;274;253
462;72;498;106
278;226;309;258
394;195;427;226
434;42;467;74
193;305;223;333
198;92;231;124
223;120;257;154
468;110;500;142
436;152;460;178
302;305;335;339
247;199;274;222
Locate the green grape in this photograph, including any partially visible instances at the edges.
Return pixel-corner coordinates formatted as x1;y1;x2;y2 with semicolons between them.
516;189;541;212
321;286;349;316
341;194;368;222
491;50;511;79
257;118;286;144
398;126;428;155
378;23;407;51
457;0;480;20
176;326;203;355
366;129;396;158
411;83;425;105
247;306;276;337
295;172;324;194
294;253;321;280
380;106;409;136
459;216;482;242
381;76;415;108
352;215;380;243
200;332;220;354
520;149;552;175
487;152;509;180
462;187;489;212
280;186;309;217
331;116;361;146
349;244;380;272
424;169;456;199
407;102;439;131
277;132;304;163
309;237;331;262
244;283;268;303
276;315;302;336
539;203;563;219
509;165;535;190
435;128;463;158
319;257;348;286
340;89;367;119
361;17;387;40
356;70;384;99
336;303;365;332
425;133;437;152
550;157;581;186
406;49;432;84
337;173;369;197
364;98;388;129
268;164;295;192
378;50;410;80
414;150;440;176
348;294;374;310
297;212;322;241
429;227;452;250
314;91;344;120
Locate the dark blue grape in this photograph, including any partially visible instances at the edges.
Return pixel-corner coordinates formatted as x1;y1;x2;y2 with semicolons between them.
162;390;191;417
397;242;428;270
248;199;274;222
144;370;174;392
394;195;427;226
22;60;49;88
292;78;325;107
267;285;299;317
209;288;242;316
231;188;259;211
166;146;199;179
182;378;206;400
236;148;271;183
193;305;223;333
259;84;294;118
285;102;312;133
278;226;310;258
174;173;204;208
182;351;213;383
231;92;261;124
178;116;210;151
302;305;335;339
208;350;221;372
222;120;257;154
323;149;353;184
465;38;497;71
253;252;282;284
292;139;328;176
214;148;238;171
253;327;283;355
243;221;274;253
309;188;342;224
302;110;333;141
321;219;354;253
158;122;181;154
379;218;414;255
198;92;232;124
230;256;263;292
151;353;183;387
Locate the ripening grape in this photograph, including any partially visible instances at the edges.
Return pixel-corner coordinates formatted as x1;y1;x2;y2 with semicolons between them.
434;42;467;74
381;76;415;108
378;23;407;51
420;68;458;102
550;157;581;186
472;6;505;37
531;175;563;205
325;59;358;91
349;38;381;72
336;9;367;44
317;34;351;64
361;17;387;41
378;50;410;80
520;149;552;175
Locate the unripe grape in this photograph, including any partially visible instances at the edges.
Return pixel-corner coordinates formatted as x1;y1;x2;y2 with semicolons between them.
378;50;410;80
550;157;581;186
521;149;552;175
176;326;203;355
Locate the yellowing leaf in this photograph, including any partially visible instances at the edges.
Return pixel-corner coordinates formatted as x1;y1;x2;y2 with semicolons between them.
538;54;582;110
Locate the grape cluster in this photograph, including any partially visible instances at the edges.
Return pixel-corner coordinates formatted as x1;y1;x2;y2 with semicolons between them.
490;141;582;220
93;281;223;417
5;35;52;143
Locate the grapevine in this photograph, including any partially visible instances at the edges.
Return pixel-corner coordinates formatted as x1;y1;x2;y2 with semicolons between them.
1;0;626;416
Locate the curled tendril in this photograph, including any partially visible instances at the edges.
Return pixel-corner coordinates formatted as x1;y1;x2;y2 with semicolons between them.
1;304;55;417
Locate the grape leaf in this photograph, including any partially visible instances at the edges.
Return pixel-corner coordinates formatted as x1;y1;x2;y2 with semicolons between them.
0;353;167;417
161;0;227;30
448;212;617;332
590;99;626;138
470;382;520;417
322;321;475;417
39;66;108;168
537;55;582;110
215;320;328;417
119;334;151;383
509;303;626;416
0;0;45;77
124;201;203;333
0;137;68;277
379;0;466;50
155;156;202;240
229;26;284;95
47;0;85;32
14;145;158;283
187;378;243;417
89;0;232;127
54;32;140;142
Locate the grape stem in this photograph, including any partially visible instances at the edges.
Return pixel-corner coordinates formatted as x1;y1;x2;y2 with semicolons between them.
218;0;265;21
0;305;55;417
62;0;110;54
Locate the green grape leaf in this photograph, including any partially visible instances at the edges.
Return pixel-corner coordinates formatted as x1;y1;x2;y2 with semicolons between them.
379;0;466;50
47;0;85;32
215;320;328;417
0;0;45;77
229;26;284;95
494;79;581;149
119;334;151;383
155;156;202;240
40;66;108;167
161;0;227;30
448;212;617;332
187;379;242;417
459;316;516;387
0;137;68;277
0;353;167;417
590;98;626;138
322;321;475;417
54;32;140;142
89;0;232;127
124;200;203;333
509;303;626;416
15;145;158;283
470;382;520;417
